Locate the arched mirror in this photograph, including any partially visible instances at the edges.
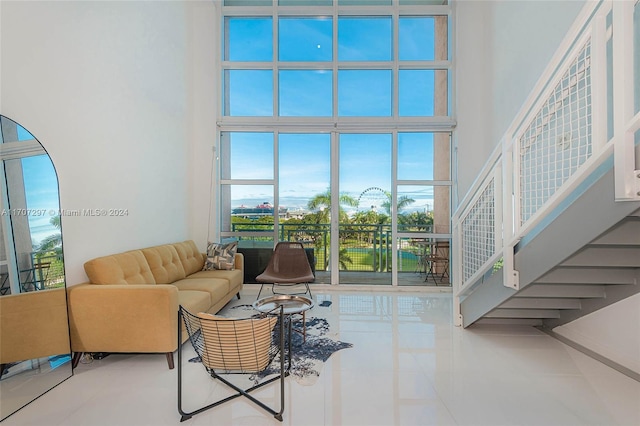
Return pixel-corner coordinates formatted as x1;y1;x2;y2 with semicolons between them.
0;115;72;421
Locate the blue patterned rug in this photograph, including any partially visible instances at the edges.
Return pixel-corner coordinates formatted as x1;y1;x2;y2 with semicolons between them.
189;304;353;385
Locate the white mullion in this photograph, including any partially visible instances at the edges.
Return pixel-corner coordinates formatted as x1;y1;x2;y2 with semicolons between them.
277;62;333;70
273;131;280;244
217;118;456;132
0;160;20;295
393;6;399;119
217;8;226;121
273;7;278;120
391;130;398;286
397;179;451;186
448;2;455;120
219;179;274;186
396;60;451;70
333;2;338;121
337;61;394;70
330;130;339;286
0;139;46;160
221;61;274;68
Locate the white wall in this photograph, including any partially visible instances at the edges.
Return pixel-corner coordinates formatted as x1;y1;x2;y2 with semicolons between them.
454;0;494;206
0;1;191;285
554;293;640;374
454;0;586;205
184;1;219;251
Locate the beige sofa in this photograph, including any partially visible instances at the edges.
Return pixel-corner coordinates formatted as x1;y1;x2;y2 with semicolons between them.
67;240;243;369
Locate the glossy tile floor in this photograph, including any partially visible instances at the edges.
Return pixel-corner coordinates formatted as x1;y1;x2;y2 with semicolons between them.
4;288;640;426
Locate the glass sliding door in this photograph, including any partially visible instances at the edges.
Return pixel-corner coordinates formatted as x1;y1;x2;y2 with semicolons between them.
396;132;451;286
279;133;331;284
338;134;392;285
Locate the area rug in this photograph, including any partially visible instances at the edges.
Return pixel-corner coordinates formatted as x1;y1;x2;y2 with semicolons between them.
189;304;353;386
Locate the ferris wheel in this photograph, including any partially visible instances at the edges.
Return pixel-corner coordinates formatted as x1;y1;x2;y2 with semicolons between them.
357;187;389;212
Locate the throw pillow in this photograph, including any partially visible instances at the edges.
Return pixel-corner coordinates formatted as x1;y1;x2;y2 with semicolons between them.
203;241;238;271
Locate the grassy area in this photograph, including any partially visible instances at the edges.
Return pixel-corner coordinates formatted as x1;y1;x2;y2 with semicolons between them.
312;245;420;272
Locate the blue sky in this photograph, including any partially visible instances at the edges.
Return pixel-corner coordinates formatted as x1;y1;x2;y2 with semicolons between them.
6;124;60;248
22;155;60;247
224;14;444;214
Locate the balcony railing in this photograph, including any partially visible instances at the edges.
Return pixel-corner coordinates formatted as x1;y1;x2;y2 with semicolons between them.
231;223;435;273
21;252;65;292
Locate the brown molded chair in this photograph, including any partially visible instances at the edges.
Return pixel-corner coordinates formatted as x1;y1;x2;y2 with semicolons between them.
255;242;315;300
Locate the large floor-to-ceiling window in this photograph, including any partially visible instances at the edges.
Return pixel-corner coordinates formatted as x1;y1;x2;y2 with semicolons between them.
217;0;453;287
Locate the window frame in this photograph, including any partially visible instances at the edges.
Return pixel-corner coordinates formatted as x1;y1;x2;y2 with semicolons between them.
216;1;455;287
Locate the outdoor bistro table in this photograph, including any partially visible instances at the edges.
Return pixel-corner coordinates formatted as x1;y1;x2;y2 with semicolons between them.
252;294;314;342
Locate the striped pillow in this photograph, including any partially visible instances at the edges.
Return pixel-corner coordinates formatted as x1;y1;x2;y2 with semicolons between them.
196;312;277;371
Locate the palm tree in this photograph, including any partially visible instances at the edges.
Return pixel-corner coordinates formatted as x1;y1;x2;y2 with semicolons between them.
381;192;415;216
37;215;62;255
398;210;433;232
306;189;359;270
307;189;358;224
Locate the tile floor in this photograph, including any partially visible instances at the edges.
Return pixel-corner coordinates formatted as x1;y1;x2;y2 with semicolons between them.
3;288;639;426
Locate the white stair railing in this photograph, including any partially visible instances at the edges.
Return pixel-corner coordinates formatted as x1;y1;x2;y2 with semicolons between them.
453;0;639;324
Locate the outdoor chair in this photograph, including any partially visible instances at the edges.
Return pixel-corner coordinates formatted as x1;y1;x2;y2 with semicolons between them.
255;242;315;301
177;305;288;422
425;240;450;284
0;272;9;295
19;262;51;292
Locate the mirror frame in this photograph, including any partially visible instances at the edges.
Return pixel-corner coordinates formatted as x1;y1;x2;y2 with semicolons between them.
0;115;73;421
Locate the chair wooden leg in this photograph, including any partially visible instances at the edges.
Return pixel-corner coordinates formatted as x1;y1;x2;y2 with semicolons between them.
166;352;175;369
72;352;83;369
237;292;241;300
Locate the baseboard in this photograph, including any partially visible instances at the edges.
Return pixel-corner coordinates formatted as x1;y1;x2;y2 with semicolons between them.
538;326;640;383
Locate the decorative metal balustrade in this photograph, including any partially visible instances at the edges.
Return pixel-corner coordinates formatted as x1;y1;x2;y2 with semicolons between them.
451;1;640;322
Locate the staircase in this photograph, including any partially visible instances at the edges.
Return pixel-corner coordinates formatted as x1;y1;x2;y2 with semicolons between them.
458;166;640;328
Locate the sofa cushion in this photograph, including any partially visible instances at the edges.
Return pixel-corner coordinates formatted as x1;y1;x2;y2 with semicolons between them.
177;290;211;315
141;245;186;284
173;240;205;276
186;269;243;290
173;278;230;304
84;250;156;285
